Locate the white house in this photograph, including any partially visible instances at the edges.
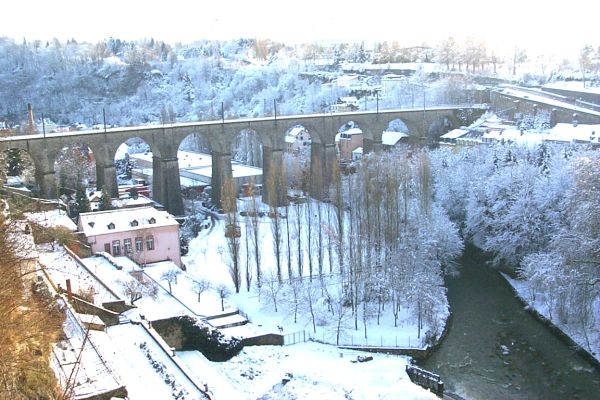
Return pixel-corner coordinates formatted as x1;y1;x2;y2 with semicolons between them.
285;126;312;154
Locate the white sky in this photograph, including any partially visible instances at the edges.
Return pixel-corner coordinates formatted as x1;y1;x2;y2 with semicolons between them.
2;0;597;57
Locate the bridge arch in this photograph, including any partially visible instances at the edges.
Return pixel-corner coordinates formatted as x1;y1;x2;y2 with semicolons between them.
115;137;154;197
54;142;97;196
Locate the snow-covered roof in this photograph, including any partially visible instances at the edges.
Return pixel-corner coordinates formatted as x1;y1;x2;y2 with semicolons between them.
187;162;262;179
345;127;363;135
177;151;212;169
546;123;600;143
352;147;363;155
25;209;78;231
543;81;600;95
483;128;523;141
78;206;178;237
286;126;307;143
382;131;408;146
441;128;469;140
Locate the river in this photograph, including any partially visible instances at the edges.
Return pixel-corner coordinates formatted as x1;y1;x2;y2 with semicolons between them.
419;248;600;399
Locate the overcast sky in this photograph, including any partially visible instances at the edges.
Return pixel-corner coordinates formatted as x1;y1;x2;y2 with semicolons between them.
3;0;595;58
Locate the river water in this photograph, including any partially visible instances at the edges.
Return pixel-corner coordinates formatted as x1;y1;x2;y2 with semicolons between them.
419;248;600;400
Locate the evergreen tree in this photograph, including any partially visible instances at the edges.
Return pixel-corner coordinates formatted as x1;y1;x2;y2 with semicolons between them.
5;149;22;176
98;186;112;211
75;184;91;215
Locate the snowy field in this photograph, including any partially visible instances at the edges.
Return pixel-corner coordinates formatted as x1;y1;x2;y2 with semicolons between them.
181;342;438;400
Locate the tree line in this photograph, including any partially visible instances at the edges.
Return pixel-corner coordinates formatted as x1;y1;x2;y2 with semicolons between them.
431;142;600;352
219;147;462;345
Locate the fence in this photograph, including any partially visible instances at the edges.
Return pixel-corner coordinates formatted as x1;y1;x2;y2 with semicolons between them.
310;330;424;349
283;330;307;345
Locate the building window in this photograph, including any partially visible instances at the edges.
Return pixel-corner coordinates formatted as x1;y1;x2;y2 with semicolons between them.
146;235;154;251
148;217;156;224
135;237;143;252
107;222;115;230
112;240;121;256
124;238;132;254
130;220;139;227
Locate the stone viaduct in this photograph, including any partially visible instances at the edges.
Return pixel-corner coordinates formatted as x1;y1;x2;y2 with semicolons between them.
490;88;600;125
0;107;480;216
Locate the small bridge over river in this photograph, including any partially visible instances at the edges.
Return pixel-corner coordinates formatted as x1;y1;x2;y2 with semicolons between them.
0;107;481;215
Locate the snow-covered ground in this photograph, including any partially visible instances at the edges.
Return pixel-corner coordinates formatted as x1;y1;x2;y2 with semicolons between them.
36;202;441;399
182;201;443;350
182;342;438;400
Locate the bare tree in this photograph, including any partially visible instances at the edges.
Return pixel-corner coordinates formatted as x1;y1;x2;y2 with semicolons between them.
243;216;252;292
193;279;211;302
161;269;180;294
286;278;304;324
247;180;262;287
267;160;286;283
304;280;320;334
217;284;231;312
120;278;145;303
264;271;283;312
222;177;242;293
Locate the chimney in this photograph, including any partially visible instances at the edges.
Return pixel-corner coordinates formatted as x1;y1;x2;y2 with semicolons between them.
66;279;72;302
27;103;37;134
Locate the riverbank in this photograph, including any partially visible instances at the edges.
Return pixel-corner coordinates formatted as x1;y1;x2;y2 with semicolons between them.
420;249;600;399
502;273;600;368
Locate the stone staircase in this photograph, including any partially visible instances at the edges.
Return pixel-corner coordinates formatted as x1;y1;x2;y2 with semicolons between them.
205;310;248;329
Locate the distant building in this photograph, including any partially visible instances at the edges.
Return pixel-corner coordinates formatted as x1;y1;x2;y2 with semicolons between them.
77;206;182;267
352;147;363;161
335;75;363;90
331;96;360;113
129;150;263;194
336;128;363;161
285;127;312;154
546;122;600;146
382;131;409;149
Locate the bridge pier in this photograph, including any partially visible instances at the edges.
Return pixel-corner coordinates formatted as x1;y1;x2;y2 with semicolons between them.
262;147;286;207
35;169;57;199
96;163;118;198
211;151;233;209
152;156;184;216
309;143;337;200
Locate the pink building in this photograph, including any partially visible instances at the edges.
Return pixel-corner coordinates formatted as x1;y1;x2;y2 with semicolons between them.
336;128;363;161
78;206;182;267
